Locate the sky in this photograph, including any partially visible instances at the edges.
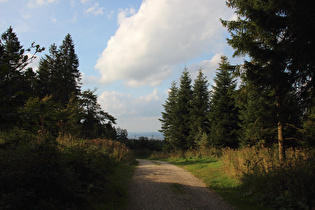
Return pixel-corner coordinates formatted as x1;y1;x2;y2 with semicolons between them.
0;0;242;135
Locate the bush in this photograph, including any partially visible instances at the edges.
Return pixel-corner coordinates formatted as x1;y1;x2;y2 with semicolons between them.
0;130;134;209
222;147;315;209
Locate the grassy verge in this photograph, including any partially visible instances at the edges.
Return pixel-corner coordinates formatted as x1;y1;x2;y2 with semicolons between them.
91;162;137;210
160;157;272;210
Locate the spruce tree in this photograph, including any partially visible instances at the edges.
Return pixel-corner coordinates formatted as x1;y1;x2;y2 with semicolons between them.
159;81;180;149
221;0;314;160
37;34;81;107
0;26;43;130
176;68;193;150
208;56;239;148
189;69;210;147
36;44;58;98
57;34;81;106
237;79;278;147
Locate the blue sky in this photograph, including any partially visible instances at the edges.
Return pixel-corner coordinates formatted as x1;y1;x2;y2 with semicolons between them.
0;0;242;133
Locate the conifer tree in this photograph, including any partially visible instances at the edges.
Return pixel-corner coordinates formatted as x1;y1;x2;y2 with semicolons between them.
237;79;277;147
176;68;193;150
36;44;58;98
0;26;43;130
189;69;210;147
208;56;239;148
37;34;81;107
57;34;81;105
159;81;180;149
221;0;314;160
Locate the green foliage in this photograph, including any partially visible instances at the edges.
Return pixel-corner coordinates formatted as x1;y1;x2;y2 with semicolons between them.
159;81;180;149
122;137;166;158
176;68;193;149
80;89;116;140
36;34;81;107
237;81;278;147
0;26;44;130
19;96;59;135
221;0;315;159
0;27;116;140
0;130;134;209
189;70;210;147
208;56;239;148
302;99;315;147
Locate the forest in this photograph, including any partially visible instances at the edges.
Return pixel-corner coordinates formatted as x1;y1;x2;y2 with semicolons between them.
0;26;136;209
158;0;315;209
0;0;314;209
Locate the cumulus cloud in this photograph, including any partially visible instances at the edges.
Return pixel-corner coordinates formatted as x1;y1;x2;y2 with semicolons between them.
95;0;234;87
187;53;223;80
98;88;165;131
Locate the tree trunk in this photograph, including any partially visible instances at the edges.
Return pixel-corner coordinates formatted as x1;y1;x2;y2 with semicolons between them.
278;120;285;162
276;95;285;162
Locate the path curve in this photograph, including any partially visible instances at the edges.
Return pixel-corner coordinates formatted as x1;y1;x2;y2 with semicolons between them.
127;159;235;210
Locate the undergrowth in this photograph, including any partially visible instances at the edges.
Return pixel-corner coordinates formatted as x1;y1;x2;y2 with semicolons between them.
150;146;315;210
0;129;135;209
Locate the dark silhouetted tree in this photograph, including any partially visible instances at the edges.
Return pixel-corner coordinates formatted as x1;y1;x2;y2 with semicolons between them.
0;26;44;130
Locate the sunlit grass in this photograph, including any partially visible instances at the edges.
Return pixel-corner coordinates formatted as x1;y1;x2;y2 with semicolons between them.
161;156;272;210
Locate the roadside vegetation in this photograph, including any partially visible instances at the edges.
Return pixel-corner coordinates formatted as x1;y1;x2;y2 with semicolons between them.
0;131;135;209
150;147;315;209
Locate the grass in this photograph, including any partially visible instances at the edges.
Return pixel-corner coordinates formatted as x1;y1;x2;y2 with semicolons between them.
92;162;137;210
161;157;272;210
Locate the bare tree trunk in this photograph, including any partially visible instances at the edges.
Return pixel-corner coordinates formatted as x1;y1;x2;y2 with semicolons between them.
276;95;285;162
278;120;285;162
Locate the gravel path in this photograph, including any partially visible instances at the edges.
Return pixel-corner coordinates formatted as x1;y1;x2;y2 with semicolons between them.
127;159;235;210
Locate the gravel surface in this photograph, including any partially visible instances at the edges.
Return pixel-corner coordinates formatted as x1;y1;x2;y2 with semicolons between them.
127;159;235;210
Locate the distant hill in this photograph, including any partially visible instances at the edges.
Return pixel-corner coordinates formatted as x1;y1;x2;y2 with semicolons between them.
128;132;164;140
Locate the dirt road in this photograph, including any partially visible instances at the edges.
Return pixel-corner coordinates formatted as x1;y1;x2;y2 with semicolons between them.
127;159;234;210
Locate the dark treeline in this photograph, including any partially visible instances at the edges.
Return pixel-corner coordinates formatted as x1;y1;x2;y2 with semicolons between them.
160;0;315;160
0;26;118;140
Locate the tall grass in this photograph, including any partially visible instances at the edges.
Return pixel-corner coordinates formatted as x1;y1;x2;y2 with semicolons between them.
150;147;223;159
151;146;315;209
222;147;315;209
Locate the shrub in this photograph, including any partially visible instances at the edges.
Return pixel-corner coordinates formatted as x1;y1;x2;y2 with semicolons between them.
0;130;134;209
222;147;315;209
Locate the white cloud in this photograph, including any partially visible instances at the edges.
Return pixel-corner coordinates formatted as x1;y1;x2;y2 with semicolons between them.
95;0;234;87
98;88;165;132
117;7;136;25
25;53;41;72
80;0;90;4
85;3;104;16
27;0;58;7
187;53;222;80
